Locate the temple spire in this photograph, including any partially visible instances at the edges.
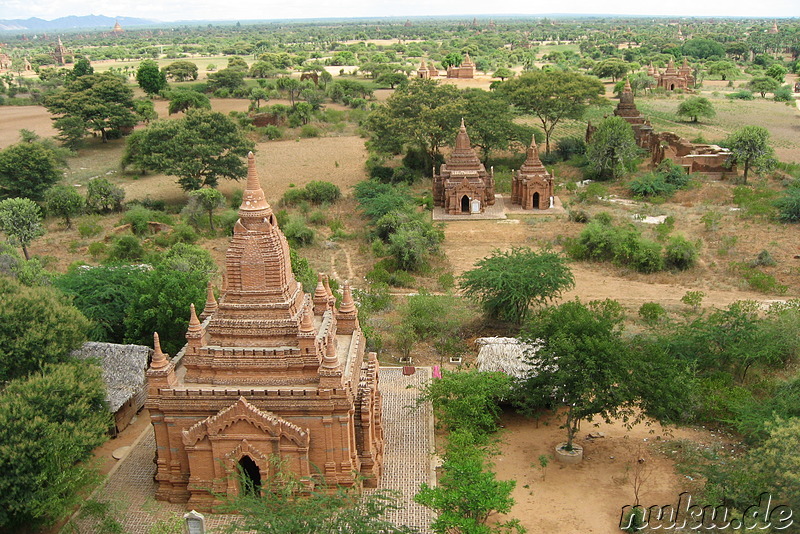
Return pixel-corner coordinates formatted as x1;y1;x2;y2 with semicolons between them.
339;281;356;314
624;77;632;94
151;332;168;369
238;151;272;219
200;282;217;320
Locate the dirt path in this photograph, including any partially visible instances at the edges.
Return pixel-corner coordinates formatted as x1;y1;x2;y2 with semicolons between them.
443;219;778;311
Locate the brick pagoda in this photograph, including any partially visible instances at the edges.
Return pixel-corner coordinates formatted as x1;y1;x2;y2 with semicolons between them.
146;153;384;511
433;119;495;214
511;138;554;210
446;53;475;78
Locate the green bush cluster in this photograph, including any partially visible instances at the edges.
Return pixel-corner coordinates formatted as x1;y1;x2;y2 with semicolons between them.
280;180;341;206
566;218;698;273
629;160;692;198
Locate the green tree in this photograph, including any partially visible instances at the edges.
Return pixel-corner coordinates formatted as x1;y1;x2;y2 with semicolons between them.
0;198;45;260
54;264;149;344
748;76;780;98
586;116;640;180
44;184;85;227
85;177;125;213
136;59;168;96
415;434;522;534
676;96;715;123
492;67;514;81
0;277;90;382
775;183;800;222
166;89;211;115
765;64;788;83
248;87;271;110
592;58;630;81
682;38;725;59
375;72;408;89
122;109;254;190
67;57;94;80
163;60;199;82
417;369;514;436
497;70;605;154
0;361;109;530
206;68;246;93
364;79;464;170
123;265;208;354
726;126;776;184
705;60;739;81
463;89;535;163
0;142;64;200
187;188;226;231
460;247;574;325
45;72;137;143
133;97;158;124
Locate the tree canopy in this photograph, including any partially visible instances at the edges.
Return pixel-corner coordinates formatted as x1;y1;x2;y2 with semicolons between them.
676;96;715;123
163;60;199;82
136;59;168;96
585;116;640;180
497;70;606;154
0;276;89;383
0;142;64;201
122;109;254;190
45;72;137;144
0;197;45;260
460;247;574;325
0;361;109;529
725;125;776;183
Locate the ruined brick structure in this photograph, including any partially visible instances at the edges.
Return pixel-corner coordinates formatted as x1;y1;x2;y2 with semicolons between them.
446;53;475;79
511;138;554;210
433;119;495;214
587;79;735;178
612;78;655;149
146;153;384;511
53;36;70;65
417;60;439;79
649;58;694;92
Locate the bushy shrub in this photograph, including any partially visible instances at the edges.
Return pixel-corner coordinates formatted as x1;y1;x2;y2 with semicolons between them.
555;136;586;161
775;184;800;222
281;215;315;247
107;235;145;262
727;90;755;100
120;206;172;236
629;172;676;197
369;166;394;182
77;215;103;238
638;302;667;325
773;86;794;102
281;187;307;206
664;235;699;270
304;181;341;204
86;178;124;213
299;124;320;138
567;220;665;273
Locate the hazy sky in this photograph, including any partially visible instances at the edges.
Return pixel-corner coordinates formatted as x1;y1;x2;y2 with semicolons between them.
1;0;798;21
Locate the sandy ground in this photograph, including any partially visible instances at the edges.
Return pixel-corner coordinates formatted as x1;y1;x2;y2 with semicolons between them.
492;410;723;534
0;105;58;148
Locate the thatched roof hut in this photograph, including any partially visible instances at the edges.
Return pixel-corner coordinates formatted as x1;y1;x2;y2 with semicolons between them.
475;337;541;379
72;342;151;433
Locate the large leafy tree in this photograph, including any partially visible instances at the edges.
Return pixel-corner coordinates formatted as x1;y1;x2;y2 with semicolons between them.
497;70;605;154
45;72;137;144
187;188;226;231
748;76;780;98
520;300;632;450
462;88;536;163
364;79;464;170
460;247;574;325
592;58;630;81
676;96;715;123
726;125;776;184
136;59;168;96
0;361;109;530
0;276;89;383
163;60;198;82
0;142;64;200
585;116;640;180
166;89;211;115
122;109;254;190
0;197;45;260
44;185;85;228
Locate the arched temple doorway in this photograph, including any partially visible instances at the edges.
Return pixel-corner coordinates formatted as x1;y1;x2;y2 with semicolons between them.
238;455;262;496
460;195;470;213
532;192;540;209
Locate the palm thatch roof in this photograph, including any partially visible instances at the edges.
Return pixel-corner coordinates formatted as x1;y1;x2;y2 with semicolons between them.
475;337;541;379
72;342;151;412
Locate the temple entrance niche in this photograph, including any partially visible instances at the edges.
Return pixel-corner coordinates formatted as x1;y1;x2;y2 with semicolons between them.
461;195;470;213
533;193;540;209
238;455;262;496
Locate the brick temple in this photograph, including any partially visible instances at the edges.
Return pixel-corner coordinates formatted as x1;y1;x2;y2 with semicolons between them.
511;138;554;210
446;53;475;78
433;119;495;214
146;153;384;511
648;58;694;92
